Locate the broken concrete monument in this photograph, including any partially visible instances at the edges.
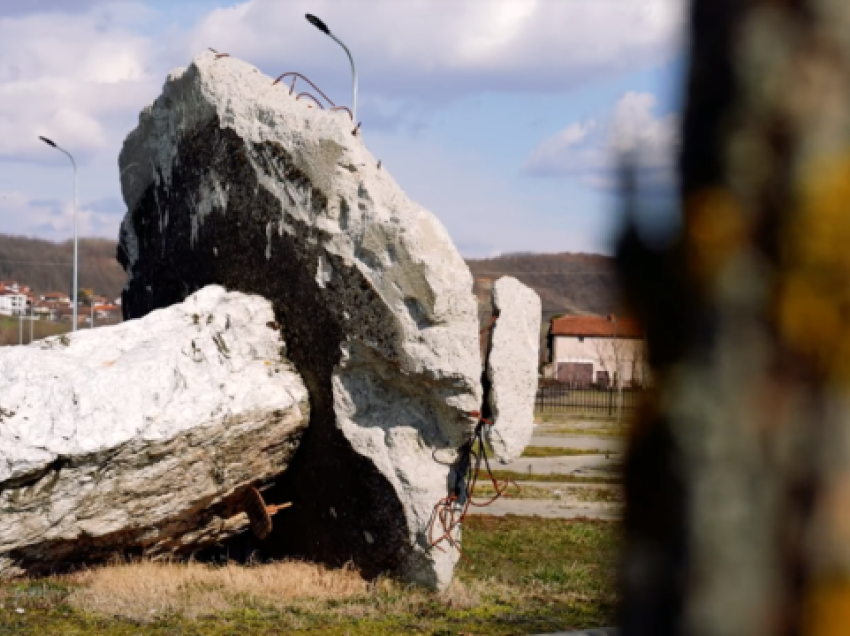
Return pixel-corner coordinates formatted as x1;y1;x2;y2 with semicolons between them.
116;50;537;589
0;286;308;578
485;276;542;462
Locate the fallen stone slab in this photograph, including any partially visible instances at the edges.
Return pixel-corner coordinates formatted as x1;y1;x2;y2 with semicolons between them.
117;51;497;589
0;286;309;578
485;276;541;462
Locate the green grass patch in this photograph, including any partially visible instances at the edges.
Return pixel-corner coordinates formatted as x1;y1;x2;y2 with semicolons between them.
567;487;623;504
0;518;619;635
544;426;629;438
472;481;622;503
491;470;622;485
0;317;70;347
473;481;558;499
521;446;613;458
535;411;625;425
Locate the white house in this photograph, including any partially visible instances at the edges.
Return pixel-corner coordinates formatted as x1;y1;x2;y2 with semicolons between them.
550;315;648;388
0;290;28;316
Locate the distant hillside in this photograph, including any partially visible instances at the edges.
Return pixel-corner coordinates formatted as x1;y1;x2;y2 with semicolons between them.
0;235;620;318
0;234;125;300
466;252;621;317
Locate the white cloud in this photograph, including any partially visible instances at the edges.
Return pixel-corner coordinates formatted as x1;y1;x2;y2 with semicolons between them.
0;7;160;163
185;0;686;99
524;91;679;189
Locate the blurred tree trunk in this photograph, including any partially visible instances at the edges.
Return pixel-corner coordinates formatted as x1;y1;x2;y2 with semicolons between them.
619;1;850;635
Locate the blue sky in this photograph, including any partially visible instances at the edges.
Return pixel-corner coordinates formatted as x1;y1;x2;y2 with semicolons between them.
0;0;686;257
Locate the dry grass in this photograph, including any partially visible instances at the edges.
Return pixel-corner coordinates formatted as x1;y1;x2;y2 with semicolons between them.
2;518;619;634
67;558;485;625
68;559;368;621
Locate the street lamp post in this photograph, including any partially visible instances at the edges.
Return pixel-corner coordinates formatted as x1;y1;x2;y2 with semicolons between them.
38;136;78;331
305;13;358;122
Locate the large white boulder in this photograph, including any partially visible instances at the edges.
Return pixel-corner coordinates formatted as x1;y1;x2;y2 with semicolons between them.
0;286;309;578
117;51;488;589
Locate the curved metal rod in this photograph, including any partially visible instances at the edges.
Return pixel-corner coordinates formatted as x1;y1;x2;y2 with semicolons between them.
272;72;336;108
296;92;325;109
330;105;353;120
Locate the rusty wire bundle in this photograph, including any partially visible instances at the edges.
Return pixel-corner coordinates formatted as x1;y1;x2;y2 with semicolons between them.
427;311;517;555
427;411;519;555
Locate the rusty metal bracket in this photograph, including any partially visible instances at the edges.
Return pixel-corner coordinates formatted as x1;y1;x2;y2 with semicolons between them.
244;486;292;540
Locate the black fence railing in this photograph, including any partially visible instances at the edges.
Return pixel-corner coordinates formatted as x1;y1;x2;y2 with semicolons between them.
535;383;646;416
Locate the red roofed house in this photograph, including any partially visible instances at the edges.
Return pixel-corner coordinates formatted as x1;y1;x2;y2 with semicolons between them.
0;281;20;292
549;315;648;388
41;292;70;305
32;302;59;321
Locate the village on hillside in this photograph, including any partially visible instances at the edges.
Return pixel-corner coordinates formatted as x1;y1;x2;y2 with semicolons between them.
0;279;121;333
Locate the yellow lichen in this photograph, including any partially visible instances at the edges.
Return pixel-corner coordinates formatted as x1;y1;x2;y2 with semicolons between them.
778;152;850;381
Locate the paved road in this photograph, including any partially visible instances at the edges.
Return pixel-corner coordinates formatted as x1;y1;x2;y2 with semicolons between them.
501;453;620;476
466;498;620;520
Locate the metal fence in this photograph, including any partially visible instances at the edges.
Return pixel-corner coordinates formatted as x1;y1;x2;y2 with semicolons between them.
535;383;646;416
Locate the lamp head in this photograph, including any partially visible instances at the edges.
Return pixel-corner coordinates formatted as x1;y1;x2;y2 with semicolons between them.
38;136;56;147
305;14;330;34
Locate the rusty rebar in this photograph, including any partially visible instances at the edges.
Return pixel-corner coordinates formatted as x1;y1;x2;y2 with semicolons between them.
330;106;354;120
272;72;337;107
296;92;325;109
271;72;354;121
